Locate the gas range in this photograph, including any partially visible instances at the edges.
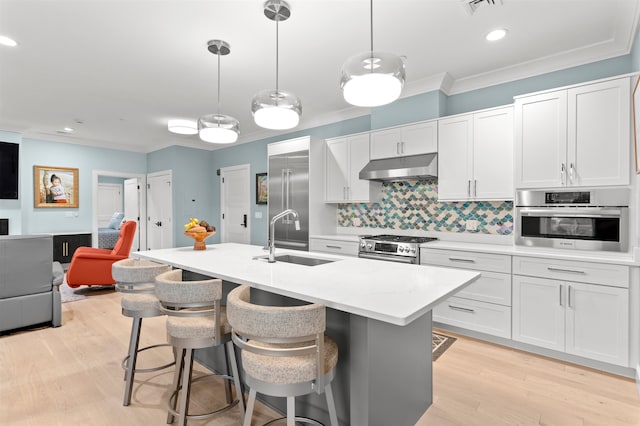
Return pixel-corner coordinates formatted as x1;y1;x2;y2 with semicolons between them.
358;234;438;264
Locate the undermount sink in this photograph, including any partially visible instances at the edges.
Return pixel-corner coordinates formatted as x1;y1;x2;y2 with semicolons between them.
254;254;335;266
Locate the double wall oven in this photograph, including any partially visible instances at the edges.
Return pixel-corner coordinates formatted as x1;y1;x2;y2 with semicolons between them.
515;188;629;252
358;235;438;264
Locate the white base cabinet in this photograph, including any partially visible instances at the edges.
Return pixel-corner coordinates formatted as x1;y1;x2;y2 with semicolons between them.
310;237;358;257
512;256;630;367
422;248;512;339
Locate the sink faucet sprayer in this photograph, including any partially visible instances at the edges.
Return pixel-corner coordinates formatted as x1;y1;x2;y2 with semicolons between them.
268;209;300;263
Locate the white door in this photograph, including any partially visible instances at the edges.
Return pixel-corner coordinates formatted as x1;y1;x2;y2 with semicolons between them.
565;282;628;366
514;90;567;188
124;178;141;252
402;121;438;156
96;183;122;227
147;170;173;249
370;127;402;160
473;107;514;200
220;165;250;244
325;137;348;202
512;275;565;352
437;114;473;201
568;77;630;187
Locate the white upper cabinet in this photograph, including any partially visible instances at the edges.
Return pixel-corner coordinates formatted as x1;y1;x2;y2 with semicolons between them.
438;106;514;201
325;134;380;203
370;120;437;160
515;77;630;188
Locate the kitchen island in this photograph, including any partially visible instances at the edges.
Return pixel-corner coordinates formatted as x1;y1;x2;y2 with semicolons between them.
135;243;480;426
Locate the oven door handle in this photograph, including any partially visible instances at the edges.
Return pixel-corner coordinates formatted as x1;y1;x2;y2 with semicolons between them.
358;253;416;264
519;208;623;217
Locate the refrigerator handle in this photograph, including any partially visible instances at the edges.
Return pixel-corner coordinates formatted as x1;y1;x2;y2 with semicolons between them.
285;168;291;210
281;169;286;211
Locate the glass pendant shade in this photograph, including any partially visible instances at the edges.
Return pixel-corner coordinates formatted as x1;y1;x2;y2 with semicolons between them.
251;89;301;130
198;113;239;144
197;39;240;144
340;51;405;107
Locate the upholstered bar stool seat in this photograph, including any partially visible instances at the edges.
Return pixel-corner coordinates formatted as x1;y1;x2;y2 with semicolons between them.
154;269;244;426
112;258;173;406
227;285;339;426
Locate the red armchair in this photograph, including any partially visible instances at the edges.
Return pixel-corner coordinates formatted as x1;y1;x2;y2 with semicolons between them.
66;221;137;288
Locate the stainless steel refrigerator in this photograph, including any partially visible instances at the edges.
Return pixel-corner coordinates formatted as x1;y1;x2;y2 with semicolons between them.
268;140;310;251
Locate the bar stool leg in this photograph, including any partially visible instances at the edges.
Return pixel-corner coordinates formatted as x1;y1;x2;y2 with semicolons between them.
167;348;185;424
222;344;233;403
325;383;339;426
177;348;195;426
123;317;142;406
243;388;257;426
226;341;245;421
286;396;295;426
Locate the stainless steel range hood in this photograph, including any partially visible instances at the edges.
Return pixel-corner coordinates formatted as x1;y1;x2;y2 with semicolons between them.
359;153;438;181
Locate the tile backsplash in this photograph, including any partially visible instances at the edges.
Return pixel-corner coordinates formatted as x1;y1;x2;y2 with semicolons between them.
337;180;513;235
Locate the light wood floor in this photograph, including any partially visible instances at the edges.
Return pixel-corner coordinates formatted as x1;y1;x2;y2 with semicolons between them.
2;288;640;426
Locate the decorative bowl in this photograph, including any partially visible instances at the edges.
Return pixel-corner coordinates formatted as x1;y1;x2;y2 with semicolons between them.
184;230;215;250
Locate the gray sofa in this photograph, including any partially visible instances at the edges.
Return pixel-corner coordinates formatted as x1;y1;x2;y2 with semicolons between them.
0;234;63;333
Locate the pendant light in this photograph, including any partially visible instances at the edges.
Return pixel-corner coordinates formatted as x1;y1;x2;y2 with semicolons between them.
251;0;301;130
198;40;240;144
340;0;405;107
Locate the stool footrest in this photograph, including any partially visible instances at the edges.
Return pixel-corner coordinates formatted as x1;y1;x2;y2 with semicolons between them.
264;417;324;426
121;343;175;374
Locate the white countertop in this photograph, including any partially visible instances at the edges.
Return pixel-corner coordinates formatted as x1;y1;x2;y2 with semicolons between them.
420;240;639;266
134;243;480;326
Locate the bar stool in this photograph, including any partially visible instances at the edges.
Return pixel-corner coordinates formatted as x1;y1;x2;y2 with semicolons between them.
154;269;245;426
226;285;339;426
112;258;174;406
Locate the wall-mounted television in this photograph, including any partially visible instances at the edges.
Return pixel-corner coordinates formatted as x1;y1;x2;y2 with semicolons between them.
0;141;19;199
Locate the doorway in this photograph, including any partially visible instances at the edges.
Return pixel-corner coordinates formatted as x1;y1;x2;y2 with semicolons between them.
147;170;173;250
92;170;147;251
220;164;250;244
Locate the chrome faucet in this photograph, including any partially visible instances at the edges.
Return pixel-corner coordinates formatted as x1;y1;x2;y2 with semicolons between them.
268;209;300;263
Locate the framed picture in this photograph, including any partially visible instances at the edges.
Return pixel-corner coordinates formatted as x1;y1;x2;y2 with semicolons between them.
256;173;268;205
633;76;640;174
34;165;79;208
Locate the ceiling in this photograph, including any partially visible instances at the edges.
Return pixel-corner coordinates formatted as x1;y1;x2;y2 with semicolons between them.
1;0;639;153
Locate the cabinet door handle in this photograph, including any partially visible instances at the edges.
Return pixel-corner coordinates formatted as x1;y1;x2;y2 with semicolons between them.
568;285;573;308
569;163;575;184
474;179;477;197
325;245;342;249
547;267;585;274
396;142;400;155
560;163;566;186
559;284;563;307
467;180;471;197
448;257;475;263
448;305;475;313
401;141;405;154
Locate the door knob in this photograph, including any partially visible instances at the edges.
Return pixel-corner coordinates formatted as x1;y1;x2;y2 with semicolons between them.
240;214;247;228
155;221;162;227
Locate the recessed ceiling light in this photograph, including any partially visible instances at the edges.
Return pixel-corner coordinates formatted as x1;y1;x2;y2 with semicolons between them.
168;119;198;135
486;29;507;42
56;127;75;134
0;35;18;47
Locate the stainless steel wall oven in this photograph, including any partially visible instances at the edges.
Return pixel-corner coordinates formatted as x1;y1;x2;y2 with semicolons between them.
515;188;629;252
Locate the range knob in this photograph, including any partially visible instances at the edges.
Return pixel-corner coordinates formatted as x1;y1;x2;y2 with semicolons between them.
367;243;373;250
360;241;366;248
410;247;416;253
398;246;406;253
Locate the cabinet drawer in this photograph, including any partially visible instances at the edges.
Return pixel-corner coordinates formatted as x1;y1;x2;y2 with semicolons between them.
433;296;511;339
310;238;358;257
451;271;511;306
421;248;511;273
512;256;629;288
